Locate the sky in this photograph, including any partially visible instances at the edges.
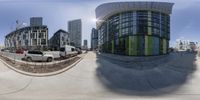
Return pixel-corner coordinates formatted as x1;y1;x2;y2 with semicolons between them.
0;0;200;48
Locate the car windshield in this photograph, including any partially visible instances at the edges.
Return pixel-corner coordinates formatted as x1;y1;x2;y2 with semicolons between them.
28;51;43;55
60;48;65;52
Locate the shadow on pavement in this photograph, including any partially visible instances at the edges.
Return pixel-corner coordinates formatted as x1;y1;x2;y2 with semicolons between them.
96;52;197;96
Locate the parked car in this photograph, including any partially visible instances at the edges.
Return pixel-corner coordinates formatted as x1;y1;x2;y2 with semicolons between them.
60;45;78;58
24;50;54;62
1;49;9;52
9;50;16;53
4;50;10;52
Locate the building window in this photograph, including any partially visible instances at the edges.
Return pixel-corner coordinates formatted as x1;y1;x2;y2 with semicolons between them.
25;40;28;46
41;39;46;45
39;33;42;38
62;37;65;41
23;34;26;39
32;39;37;46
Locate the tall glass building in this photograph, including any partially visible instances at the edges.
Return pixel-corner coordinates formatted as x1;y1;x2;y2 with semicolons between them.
95;2;174;56
68;19;82;48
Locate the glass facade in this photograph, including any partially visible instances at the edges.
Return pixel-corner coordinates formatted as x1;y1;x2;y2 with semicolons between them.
98;11;170;56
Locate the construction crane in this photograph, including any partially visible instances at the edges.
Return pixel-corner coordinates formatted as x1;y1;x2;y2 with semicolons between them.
11;20;28;50
15;20;27;30
10;20;27;31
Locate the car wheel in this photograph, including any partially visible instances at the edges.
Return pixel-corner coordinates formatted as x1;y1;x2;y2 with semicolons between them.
47;57;53;62
27;57;32;62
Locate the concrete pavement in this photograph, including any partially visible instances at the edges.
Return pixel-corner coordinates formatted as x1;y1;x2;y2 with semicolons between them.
96;52;196;93
0;52;200;99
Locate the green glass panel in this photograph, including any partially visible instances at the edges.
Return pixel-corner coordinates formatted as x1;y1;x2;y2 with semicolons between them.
136;36;145;56
111;40;114;53
145;36;153;56
125;37;129;55
148;27;152;35
119;32;122;37
136;36;140;55
148;36;152;55
149;37;152;55
119;38;124;54
129;36;131;55
129;36;137;56
159;39;163;55
145;36;148;55
134;36;138;56
133;36;137;56
163;39;167;54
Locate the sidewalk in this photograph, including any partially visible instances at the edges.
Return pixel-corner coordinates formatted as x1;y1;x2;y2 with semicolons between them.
97;52;176;70
96;52;198;93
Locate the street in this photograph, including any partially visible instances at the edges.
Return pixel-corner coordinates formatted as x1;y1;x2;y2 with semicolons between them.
0;52;200;100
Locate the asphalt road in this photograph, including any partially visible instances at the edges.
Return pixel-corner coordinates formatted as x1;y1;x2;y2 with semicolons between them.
0;52;200;100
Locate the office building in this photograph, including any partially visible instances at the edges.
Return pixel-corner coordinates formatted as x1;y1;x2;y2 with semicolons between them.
49;29;70;51
91;28;98;50
83;39;88;50
95;2;174;56
68;19;82;48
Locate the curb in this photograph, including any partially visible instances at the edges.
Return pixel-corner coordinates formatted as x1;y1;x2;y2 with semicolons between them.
0;55;84;77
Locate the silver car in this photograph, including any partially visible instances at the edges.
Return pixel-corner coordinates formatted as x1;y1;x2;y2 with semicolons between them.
25;51;54;62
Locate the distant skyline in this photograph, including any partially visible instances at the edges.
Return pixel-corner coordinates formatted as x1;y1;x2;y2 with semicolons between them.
0;0;200;47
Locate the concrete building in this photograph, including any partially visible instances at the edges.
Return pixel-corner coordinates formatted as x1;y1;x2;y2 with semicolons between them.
175;40;198;51
91;28;98;50
68;19;82;48
49;29;70;51
30;17;43;26
95;2;174;56
5;17;48;50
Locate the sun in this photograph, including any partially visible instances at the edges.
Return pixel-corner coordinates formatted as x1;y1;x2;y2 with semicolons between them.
91;18;98;22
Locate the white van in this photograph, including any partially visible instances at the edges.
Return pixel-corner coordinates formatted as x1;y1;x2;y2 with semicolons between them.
59;45;78;58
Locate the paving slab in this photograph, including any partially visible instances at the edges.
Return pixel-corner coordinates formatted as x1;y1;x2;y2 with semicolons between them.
0;52;199;100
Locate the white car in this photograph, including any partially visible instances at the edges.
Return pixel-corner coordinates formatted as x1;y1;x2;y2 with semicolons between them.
25;51;54;62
